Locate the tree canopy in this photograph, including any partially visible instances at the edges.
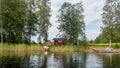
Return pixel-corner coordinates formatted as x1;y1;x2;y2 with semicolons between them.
57;2;85;45
0;0;27;43
101;0;120;43
0;0;51;44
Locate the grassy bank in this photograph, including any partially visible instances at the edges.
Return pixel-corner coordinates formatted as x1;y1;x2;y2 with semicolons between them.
89;43;120;48
1;43;120;53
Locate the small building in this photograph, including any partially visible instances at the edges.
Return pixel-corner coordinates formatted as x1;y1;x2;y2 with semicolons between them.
53;38;64;46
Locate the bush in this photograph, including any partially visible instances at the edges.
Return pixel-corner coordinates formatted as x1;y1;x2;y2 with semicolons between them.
114;44;119;49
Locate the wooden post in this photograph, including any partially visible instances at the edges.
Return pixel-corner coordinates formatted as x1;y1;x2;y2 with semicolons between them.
110;39;111;48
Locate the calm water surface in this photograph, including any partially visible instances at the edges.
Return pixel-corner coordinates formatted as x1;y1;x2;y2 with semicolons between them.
0;52;120;68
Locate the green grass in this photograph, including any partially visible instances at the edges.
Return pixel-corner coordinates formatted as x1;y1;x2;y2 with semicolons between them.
89;43;120;48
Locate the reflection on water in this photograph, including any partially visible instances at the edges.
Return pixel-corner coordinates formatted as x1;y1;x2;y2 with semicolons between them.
0;52;120;68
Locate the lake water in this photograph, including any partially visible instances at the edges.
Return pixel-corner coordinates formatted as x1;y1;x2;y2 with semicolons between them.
0;52;120;68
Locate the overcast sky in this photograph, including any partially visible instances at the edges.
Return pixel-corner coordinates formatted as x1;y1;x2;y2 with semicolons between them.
32;0;105;42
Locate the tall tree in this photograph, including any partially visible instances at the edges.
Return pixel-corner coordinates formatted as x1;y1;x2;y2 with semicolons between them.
0;0;3;43
24;10;38;43
1;0;27;43
57;2;85;45
37;0;51;42
102;0;120;42
23;0;38;43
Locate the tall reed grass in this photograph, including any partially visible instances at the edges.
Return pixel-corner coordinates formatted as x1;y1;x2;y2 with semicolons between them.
0;43;43;53
0;43;89;53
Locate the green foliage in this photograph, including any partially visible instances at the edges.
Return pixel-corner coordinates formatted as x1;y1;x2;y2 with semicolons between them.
24;10;38;43
79;40;88;46
114;44;120;49
1;0;27;43
94;34;107;43
0;0;52;44
37;0;51;42
57;2;85;45
101;0;120;43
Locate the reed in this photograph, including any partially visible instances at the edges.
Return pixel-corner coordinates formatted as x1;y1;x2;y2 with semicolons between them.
0;43;43;53
0;43;90;53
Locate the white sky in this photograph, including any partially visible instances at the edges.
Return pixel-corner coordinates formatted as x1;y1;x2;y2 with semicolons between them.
32;0;105;42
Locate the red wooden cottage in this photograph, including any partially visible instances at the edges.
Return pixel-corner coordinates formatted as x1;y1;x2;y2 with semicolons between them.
53;38;64;46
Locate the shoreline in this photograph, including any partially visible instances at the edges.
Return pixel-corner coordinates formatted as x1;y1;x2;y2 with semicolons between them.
0;44;120;54
0;47;120;54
